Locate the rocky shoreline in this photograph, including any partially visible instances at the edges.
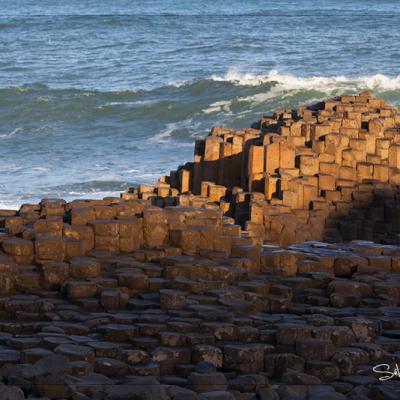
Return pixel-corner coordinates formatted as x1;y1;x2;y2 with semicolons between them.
0;93;399;399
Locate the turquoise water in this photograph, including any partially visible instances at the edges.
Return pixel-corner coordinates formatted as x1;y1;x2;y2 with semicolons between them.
1;0;400;208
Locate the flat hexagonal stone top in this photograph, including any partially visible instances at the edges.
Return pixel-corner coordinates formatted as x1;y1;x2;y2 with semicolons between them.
0;349;21;363
54;343;94;362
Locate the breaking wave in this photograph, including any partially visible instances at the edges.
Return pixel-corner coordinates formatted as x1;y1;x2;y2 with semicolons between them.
1;69;399;208
210;69;400;92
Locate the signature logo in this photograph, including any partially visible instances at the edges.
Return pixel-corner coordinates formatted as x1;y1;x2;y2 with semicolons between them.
373;364;400;381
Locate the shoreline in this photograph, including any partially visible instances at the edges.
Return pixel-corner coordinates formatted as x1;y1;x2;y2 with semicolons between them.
0;191;129;212
0;92;399;398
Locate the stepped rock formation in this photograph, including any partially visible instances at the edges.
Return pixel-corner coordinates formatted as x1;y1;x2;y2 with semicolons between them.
0;93;398;399
129;91;400;246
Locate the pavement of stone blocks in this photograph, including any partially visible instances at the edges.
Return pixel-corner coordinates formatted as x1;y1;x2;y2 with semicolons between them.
0;241;398;399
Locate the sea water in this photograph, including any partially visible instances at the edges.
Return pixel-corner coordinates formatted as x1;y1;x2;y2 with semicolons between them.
1;0;399;208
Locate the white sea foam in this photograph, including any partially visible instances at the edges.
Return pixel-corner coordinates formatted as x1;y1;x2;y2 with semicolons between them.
167;79;191;88
202;100;232;114
237;89;280;105
360;73;400;90
0;164;24;173
64;190;121;198
31;166;50;172
0;127;23;139
150;127;174;143
211;70;272;86
104;100;157;106
0;200;20;210
95;174;122;182
149;119;200;145
210;68;400;92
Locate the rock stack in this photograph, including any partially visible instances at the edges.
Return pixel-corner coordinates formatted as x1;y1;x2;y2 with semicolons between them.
130;92;400;246
0;93;398;399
